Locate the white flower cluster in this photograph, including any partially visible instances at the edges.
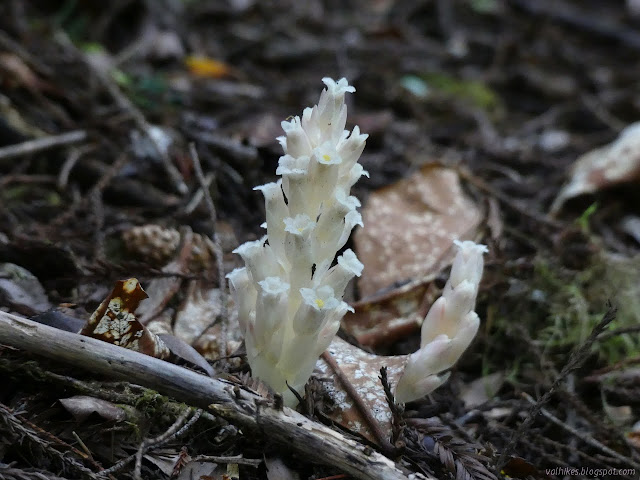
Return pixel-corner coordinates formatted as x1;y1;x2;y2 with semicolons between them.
228;78;368;403
395;240;488;403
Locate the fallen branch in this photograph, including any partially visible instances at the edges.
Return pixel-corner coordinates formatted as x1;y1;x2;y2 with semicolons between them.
0;311;431;480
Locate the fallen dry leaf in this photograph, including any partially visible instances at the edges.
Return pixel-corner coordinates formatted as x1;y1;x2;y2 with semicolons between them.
459;371;505;408
316;337;408;444
80;278;170;359
158;333;215;377
354;164;482;298
551;122;640;214
265;457;299;480
174;281;224;345
59;396;126;422
31;309;84;332
0;263;51;316
185;55;232;78
342;281;436;348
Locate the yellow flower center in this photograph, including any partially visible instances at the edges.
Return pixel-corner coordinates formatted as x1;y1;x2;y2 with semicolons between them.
315;298;325;309
322;154;331;163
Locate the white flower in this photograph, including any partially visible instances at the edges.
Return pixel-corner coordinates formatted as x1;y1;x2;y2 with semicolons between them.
254;181;288;265
318;249;364;297
395;241;487;403
254;276;290;339
230;78;366;404
280;116;312;157
226;267;255;334
232;239;282;283
293;285;341;335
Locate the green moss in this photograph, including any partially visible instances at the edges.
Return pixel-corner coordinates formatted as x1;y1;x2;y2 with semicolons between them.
534;253;640;364
420;72;502;112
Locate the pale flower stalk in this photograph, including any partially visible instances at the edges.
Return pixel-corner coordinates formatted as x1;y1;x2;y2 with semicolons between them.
228;78;368;404
395;240;488;403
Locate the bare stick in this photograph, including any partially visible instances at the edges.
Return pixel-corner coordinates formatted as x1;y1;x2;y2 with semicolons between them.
0;312;427;480
189;143;228;356
191;455;261;467
522;393;640;471
496;303;617;471
0;130;86;164
133;407;198;480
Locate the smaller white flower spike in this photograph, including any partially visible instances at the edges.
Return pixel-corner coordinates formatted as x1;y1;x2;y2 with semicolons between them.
395;240;487;403
230;78;366;405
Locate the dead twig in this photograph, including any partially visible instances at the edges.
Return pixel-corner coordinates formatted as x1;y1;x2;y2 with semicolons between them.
522;393;640;472
132;408;202;480
0;311;426;480
189;143;228;356
380;367;405;447
457;165;562;230
0;175;57;188
0;403;104;479
0;463;73;480
0;130;86;165
495;302;617;471
190;455;261;467
58;145;95;190
51;152;128;228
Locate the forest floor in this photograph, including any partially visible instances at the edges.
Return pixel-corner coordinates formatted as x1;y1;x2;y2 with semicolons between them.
1;1;639;479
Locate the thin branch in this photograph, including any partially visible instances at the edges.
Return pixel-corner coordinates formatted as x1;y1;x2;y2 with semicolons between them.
495;303;617;471
133;408;199;480
0;130;86;164
0;311;428;480
522;393;640;471
0;403;103;479
189;143;228;356
191;455;261;467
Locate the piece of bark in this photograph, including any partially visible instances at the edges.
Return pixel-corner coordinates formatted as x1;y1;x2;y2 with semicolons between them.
0;311;432;480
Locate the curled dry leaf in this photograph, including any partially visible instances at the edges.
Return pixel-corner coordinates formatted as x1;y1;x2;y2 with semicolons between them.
354;164;482;298
0;263;52;316
80;278;170;359
459;372;505;409
316;337;408;443
158;333;215;377
551;122;640;214
59;395;126;422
